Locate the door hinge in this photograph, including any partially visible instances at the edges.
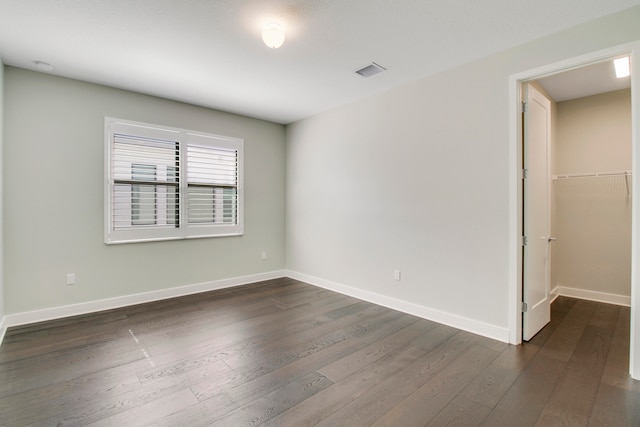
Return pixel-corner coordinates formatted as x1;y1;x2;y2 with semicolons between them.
522;168;528;179
522;101;527;113
522;302;528;312
522;236;528;246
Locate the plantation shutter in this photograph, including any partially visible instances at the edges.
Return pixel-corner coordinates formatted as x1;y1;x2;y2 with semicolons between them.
187;143;239;225
111;134;180;230
106;118;243;244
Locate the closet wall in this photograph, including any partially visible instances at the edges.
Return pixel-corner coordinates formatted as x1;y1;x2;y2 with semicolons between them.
551;89;632;303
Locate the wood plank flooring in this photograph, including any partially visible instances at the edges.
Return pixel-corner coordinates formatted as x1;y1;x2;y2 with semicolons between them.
0;277;638;426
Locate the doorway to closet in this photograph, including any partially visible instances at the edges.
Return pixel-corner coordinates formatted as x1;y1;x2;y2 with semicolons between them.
523;59;632;341
508;43;640;380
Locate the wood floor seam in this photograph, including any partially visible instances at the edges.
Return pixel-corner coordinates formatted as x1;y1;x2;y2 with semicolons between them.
0;280;638;426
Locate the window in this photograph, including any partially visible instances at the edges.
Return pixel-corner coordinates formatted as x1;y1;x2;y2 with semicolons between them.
105;118;243;243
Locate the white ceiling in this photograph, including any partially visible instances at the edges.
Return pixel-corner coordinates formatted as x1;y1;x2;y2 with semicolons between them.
537;58;632;102
1;0;639;124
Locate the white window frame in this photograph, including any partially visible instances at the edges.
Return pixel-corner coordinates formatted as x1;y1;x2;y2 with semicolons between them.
105;117;244;244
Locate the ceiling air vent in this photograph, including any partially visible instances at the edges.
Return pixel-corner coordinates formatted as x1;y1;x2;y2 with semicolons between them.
355;62;386;78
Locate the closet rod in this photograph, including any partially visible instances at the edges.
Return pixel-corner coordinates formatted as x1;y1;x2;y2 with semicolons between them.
553;170;632;180
553;170;632;198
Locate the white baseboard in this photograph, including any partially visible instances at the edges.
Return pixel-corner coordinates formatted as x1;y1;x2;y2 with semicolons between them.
0;316;6;347
555;285;631;307
1;269;515;348
285;270;510;343
2;270;287;332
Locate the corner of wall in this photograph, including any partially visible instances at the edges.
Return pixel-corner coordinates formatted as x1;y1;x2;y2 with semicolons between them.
1;270;287;330
285;270;511;343
0;59;5;343
4;69;287;316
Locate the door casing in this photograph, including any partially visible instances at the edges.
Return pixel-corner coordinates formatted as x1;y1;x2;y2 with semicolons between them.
508;41;640;379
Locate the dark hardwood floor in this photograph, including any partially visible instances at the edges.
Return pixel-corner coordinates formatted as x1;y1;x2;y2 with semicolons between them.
0;277;638;426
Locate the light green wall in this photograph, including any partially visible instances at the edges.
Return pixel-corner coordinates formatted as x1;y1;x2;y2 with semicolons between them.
4;68;286;314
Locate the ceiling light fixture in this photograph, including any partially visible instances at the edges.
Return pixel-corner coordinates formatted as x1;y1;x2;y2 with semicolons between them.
614;56;630;78
262;22;285;49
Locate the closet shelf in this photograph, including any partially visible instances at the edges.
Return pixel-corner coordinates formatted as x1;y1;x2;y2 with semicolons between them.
553;170;631;180
553;170;632;198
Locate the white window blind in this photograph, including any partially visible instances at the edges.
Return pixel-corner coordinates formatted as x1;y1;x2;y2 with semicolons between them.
112;134;180;230
105;118;243;243
187;144;238;225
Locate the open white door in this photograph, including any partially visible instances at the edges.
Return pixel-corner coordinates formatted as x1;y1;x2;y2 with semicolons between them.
523;83;552;341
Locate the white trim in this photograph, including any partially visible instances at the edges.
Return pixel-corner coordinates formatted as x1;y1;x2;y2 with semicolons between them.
2;271;285;330
555;285;631;307
286;270;510;343
1;269;628;350
0;269;511;349
550;286;561;303
0;316;7;347
508;40;640;370
631;41;640;381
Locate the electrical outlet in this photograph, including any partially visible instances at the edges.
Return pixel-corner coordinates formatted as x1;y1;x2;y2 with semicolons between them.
394;270;401;281
66;273;76;285
261;251;268;260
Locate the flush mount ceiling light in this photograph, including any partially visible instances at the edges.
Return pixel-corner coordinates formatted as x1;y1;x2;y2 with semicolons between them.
614;56;630;78
262;22;285;49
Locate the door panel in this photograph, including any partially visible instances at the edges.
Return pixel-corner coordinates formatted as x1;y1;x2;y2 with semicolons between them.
523;84;552;341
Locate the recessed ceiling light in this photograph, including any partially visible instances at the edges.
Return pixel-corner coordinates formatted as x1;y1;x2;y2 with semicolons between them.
34;60;54;72
614;56;630;78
